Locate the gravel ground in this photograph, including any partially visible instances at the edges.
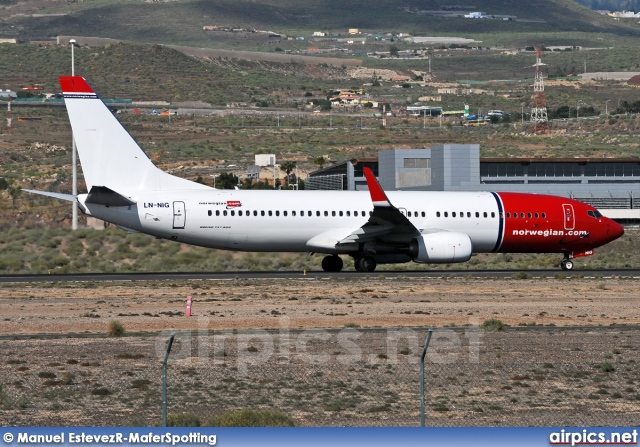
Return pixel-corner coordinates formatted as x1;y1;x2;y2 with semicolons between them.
0;277;638;426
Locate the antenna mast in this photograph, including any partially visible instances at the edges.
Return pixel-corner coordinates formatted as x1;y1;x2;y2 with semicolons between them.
531;47;549;134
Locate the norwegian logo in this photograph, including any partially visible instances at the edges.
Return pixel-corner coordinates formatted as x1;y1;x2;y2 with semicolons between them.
226;201;242;209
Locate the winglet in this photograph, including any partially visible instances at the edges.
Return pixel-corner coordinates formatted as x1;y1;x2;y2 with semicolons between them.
364;167;391;207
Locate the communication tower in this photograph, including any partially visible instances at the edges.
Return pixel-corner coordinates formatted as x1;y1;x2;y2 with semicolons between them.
530;47;549;134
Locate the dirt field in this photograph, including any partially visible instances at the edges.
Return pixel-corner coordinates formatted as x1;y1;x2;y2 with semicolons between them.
0;277;639;427
1;277;638;334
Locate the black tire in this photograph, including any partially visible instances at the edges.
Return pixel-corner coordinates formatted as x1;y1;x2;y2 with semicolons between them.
361;256;377;272
560;259;574;271
354;257;365;272
322;255;343;272
564;260;574;270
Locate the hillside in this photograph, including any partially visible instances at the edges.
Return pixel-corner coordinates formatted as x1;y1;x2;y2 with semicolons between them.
1;0;639;47
575;0;640;11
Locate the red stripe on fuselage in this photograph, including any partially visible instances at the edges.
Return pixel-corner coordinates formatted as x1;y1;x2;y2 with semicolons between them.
496;192;622;254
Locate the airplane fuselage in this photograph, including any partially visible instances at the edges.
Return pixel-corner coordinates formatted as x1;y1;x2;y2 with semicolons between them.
80;189;619;256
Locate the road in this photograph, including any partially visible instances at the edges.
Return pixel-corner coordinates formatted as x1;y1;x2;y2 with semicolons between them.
0;268;638;283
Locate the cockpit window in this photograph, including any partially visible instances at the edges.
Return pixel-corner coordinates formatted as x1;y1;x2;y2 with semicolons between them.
587;210;602;218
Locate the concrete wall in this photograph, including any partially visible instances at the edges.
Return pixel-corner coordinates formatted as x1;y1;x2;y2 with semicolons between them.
378;149;431;190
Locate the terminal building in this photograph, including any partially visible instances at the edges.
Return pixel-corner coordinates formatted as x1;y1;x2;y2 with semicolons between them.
306;144;640;223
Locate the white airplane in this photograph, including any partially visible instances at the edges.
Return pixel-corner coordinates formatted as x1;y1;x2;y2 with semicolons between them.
25;76;624;272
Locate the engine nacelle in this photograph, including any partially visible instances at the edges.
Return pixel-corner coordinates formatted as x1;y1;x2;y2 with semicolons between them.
409;232;473;263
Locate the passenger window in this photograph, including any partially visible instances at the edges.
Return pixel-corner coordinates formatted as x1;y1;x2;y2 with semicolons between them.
268;211;272;216
332;211;336;217
369;211;373;216
346;211;351;217
208;210;212;216
506;212;510;218
223;210;227;216
452;212;456;217
324;211;328;217
408;211;412;217
238;210;243;216
491;212;495;218
483;212;487;218
542;212;546;218
231;210;236;216
467;212;471;218
436;211;441;217
284;211;288;216
316;211;320;216
444;212;448;217
292;211;296;216
534;212;539;218
261;211;265;216
308;211;312;216
460;212;464;218
422;212;426;217
276;211;280;216
520;212;525;218
475;212;479;218
527;212;532;218
216;210;220;216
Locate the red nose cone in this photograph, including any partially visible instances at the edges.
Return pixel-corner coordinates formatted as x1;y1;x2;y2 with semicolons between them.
610;221;624;241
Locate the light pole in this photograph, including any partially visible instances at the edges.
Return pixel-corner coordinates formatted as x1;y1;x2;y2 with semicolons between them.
605;99;611;116
577;100;585;119
70;39;78;231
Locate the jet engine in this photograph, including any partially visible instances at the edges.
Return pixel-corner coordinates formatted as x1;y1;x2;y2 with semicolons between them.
409;232;473;263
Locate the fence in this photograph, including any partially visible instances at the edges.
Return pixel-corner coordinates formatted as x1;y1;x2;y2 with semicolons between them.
1;326;638;426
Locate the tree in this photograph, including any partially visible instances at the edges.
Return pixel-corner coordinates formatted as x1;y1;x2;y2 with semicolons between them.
389;45;399;57
216;172;239;189
8;187;20;207
313;156;327;169
318;99;332;111
279;161;297;187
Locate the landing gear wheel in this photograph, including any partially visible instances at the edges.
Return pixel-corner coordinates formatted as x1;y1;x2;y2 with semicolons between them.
560;259;574;271
321;255;344;272
356;256;377;272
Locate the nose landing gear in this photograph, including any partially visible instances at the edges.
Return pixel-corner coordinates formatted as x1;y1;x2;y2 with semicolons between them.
560;258;574;271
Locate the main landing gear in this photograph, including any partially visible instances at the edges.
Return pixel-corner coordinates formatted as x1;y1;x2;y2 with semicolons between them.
354;256;377;272
560;257;574;271
321;255;343;272
320;255;378;272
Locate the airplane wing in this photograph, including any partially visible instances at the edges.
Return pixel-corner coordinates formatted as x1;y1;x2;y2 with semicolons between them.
337;167;421;246
22;190;76;202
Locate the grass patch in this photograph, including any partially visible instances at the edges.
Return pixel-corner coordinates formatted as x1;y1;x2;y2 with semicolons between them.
204;409;295;427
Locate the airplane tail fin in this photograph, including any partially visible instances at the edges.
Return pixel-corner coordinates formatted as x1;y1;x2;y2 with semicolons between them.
60;76;208;193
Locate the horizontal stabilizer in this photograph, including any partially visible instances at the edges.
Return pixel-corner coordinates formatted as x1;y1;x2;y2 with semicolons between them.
85;186;136;207
22;189;76;202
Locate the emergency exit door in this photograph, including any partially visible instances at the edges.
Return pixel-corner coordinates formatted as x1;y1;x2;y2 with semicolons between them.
173;201;185;229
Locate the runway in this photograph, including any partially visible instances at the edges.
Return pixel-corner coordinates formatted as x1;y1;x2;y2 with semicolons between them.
0;268;638;282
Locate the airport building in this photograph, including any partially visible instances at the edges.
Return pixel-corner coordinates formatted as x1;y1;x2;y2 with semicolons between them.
306;144;640;222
